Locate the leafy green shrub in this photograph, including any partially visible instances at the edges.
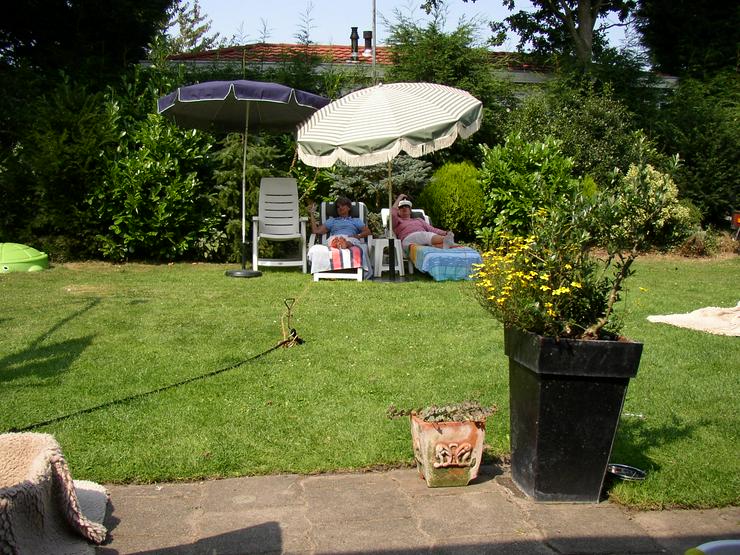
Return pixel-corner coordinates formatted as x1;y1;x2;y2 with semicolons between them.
652;73;740;227
89;115;217;261
504;82;651;188
212;133;286;263
416;162;483;241
0;78;121;258
595;153;694;256
331;155;432;213
478;133;579;237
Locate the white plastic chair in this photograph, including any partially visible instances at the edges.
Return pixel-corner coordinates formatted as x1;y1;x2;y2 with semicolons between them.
252;178;307;273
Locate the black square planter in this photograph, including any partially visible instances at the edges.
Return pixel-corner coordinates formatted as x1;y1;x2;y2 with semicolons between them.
504;327;643;502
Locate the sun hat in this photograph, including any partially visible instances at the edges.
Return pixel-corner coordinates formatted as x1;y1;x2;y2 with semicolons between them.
398;199;412;208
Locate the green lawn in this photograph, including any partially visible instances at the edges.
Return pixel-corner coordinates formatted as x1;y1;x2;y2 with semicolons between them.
1;256;738;510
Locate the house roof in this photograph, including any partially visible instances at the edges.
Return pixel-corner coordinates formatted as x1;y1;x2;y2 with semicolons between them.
165;43;560;84
168;43;394;66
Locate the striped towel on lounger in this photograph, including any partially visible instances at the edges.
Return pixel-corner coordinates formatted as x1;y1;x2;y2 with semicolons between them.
308;244;364;274
330;245;363;270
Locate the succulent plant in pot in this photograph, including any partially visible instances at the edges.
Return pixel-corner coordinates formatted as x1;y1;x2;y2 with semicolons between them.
388;402;497;488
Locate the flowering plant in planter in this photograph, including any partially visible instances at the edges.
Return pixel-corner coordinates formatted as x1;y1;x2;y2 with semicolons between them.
474;137;694;501
473;141;692;340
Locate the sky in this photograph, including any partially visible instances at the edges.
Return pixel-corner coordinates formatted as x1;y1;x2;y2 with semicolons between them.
192;0;626;51
194;0;522;48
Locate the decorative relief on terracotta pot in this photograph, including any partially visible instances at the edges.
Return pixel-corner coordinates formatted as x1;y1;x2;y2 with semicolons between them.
434;442;474;468
409;414;487;487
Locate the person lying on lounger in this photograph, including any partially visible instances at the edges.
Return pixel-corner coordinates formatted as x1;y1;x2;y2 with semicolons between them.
391;194;455;249
308;196;374;278
308;197;372;244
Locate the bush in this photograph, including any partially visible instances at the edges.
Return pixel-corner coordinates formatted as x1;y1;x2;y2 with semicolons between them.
677;229;721;257
478;133;579;237
330;155;432;213
595;152;694;255
0;79;121;258
89;115;217;261
504;81;652;188
473;153;693;339
416;162;483;241
212;133;286;263
718;232;740;255
652;73;740;227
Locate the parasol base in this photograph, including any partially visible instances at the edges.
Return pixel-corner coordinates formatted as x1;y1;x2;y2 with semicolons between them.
225;269;262;278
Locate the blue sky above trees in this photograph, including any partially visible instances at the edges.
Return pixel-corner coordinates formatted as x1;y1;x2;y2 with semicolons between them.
193;0;628;49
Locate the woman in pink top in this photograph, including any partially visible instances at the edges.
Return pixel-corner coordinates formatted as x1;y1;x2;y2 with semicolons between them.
391;194;455;249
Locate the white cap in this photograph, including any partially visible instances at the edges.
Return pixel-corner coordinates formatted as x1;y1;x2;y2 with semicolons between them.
398;199;412;208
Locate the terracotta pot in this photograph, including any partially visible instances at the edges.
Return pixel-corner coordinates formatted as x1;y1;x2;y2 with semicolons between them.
504;326;643;502
410;414;486;487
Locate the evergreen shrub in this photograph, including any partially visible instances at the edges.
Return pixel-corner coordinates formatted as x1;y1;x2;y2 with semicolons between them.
478;133;578;238
417;162;483;241
89;115;217;261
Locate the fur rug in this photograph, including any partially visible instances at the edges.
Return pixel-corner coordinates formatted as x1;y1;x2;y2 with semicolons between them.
647;303;740;336
0;433;108;554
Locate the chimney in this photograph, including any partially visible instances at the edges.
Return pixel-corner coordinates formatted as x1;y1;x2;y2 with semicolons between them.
350;27;359;61
362;31;372;57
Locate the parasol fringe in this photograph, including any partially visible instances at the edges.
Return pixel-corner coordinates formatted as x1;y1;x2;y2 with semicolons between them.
297;116;482;168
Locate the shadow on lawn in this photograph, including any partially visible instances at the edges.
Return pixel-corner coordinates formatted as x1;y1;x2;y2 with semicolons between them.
609;413;706;476
0;298;100;384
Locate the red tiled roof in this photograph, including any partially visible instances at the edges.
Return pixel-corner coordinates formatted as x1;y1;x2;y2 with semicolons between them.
167;43;553;74
168;43;394;66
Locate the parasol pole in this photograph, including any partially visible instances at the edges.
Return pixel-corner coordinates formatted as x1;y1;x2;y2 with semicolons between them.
387;160;397;280
241;105;249;269
226;101;260;277
372;0;377;84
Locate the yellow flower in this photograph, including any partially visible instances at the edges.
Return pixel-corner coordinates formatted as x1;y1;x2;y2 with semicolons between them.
570;281;582;289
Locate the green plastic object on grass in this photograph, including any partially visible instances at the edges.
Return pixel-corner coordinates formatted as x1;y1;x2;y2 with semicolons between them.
0;243;49;273
685;540;740;555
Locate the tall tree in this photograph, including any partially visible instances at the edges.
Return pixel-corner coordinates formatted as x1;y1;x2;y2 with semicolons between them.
422;0;636;68
0;0;174;83
496;0;636;68
634;0;740;77
166;0;224;54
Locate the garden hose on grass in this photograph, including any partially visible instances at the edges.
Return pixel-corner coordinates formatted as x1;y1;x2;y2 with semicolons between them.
7;297;304;433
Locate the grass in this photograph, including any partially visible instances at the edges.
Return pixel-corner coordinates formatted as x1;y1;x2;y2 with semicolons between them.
1;256;738;510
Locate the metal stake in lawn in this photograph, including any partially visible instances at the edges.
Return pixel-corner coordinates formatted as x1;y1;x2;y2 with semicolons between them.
281;298;304;347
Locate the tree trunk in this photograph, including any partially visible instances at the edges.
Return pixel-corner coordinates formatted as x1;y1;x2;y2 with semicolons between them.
553;0;602;67
575;0;595;66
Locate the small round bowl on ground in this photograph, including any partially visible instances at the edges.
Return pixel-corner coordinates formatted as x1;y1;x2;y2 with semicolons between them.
606;463;646;481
